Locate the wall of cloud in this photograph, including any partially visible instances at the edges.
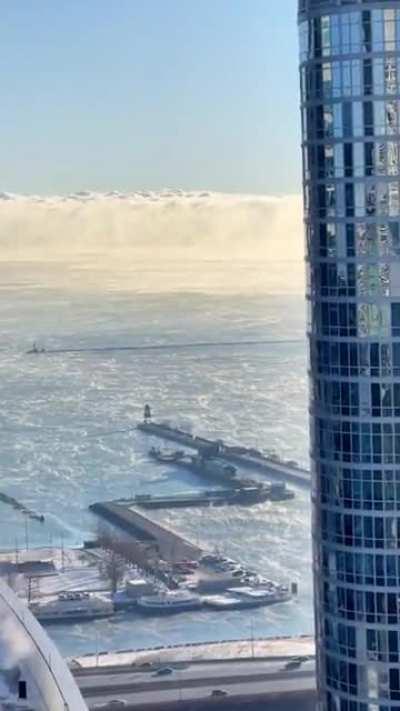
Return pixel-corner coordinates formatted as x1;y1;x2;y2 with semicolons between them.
0;190;304;293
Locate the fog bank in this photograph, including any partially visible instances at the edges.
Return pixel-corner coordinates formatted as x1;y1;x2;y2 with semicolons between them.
0;191;304;293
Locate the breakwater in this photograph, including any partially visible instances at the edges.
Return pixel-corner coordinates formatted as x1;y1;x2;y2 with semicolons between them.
26;338;303;357
137;421;310;488
0;491;45;523
89;500;202;562
133;484;290;510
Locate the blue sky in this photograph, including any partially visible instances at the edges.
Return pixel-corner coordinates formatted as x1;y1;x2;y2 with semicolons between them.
1;0;300;195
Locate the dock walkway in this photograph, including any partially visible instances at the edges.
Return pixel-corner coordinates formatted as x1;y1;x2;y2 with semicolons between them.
89;500;202;563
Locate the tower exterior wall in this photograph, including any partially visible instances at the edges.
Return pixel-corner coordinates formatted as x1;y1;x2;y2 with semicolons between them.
298;2;400;708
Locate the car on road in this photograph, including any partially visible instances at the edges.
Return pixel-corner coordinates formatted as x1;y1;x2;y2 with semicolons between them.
108;701;127;709
154;666;174;676
210;689;228;697
284;656;307;670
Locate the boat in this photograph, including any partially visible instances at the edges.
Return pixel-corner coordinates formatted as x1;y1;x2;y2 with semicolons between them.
29;592;113;623
191;455;237;482
203;585;291;611
149;447;185;463
27;342;46;355
150;446;240;485
136;590;202;614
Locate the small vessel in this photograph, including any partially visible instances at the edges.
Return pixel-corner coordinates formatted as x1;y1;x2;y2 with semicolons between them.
190;455;237;482
27;342;46;355
29;592;113;623
137;590;202;614
149;447;185;463
203;585;291;611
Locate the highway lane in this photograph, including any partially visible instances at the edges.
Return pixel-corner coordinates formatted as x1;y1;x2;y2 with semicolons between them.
86;674;315;709
77;658;314;688
76;658;315;709
80;668;315;696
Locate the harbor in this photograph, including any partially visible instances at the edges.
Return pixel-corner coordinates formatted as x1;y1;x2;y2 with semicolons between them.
0;274;311;660
0;403;301;625
85;411;298;617
0;517;296;624
0;403;302;631
88;497;297;616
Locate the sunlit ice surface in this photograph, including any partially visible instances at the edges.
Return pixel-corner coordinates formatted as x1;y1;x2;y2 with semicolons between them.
0;192;311;657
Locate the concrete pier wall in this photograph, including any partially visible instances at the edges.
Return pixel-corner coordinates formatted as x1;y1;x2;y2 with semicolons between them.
90;501;202;562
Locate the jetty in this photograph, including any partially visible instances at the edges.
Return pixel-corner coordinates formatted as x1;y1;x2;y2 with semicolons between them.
137;420;310;488
89;500;202;563
133;484;293;510
0;491;45;523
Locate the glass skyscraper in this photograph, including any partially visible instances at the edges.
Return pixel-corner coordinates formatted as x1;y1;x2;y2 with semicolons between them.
298;1;400;709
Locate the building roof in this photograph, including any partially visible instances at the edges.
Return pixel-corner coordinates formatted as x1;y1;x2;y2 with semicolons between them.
0;580;87;711
299;0;400;20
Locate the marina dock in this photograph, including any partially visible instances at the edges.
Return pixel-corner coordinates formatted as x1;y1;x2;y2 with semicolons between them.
89;500;202;563
133;484;292;510
137;420;310;488
89;498;296;606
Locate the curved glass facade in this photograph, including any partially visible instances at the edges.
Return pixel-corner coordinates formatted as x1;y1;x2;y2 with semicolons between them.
298;2;400;710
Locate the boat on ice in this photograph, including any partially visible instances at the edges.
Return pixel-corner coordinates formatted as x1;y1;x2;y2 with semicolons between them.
203;584;291;611
27;342;46;355
149;447;185;463
137;590;202;614
29;592;113;623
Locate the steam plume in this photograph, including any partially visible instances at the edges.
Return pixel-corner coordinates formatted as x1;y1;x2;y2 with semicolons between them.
0;190;304;293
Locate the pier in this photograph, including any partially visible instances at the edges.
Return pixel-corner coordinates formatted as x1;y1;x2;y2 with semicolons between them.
89;500;202;563
0;491;45;523
89;498;295;605
137;421;310;488
26;337;303;357
133;484;292;510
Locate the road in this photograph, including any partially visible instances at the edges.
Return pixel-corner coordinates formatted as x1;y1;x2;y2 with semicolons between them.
74;657;316;709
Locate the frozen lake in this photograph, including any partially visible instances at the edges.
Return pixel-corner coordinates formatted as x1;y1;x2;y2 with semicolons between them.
0;261;312;657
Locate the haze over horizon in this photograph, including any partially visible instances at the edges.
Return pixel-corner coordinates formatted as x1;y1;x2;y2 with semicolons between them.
1;1;304;293
0;189;304;294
